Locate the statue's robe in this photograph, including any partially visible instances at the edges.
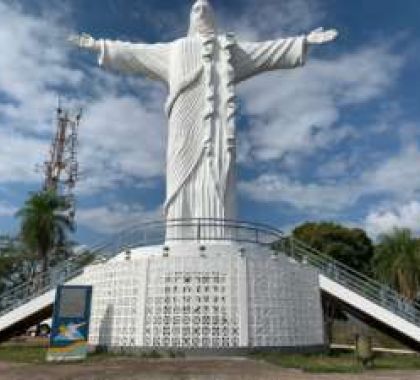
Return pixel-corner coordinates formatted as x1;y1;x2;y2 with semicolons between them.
97;33;307;238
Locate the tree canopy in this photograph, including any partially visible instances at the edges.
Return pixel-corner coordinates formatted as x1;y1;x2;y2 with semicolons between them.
292;221;374;275
372;228;420;300
16;190;75;274
0;236;36;293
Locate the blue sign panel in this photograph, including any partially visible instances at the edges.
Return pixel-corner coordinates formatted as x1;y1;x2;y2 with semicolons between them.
47;285;92;361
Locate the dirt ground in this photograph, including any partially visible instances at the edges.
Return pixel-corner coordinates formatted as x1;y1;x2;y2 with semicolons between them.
1;358;420;380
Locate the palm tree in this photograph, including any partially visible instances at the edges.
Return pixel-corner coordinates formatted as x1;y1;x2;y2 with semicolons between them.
372;228;420;300
16;191;75;274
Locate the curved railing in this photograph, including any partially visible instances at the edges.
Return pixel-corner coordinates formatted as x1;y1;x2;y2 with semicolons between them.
0;219;283;318
115;218;284;250
0;218;419;332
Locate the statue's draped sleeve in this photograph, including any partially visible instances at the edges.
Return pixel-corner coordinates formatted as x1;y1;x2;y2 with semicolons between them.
232;36;307;83
98;39;171;83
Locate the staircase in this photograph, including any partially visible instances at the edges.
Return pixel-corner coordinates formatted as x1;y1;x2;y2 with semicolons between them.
280;237;420;350
0;219;419;349
0;242;112;341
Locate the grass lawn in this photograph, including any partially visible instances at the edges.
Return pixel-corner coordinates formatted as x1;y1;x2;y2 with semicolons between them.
0;345;47;364
1;344;420;374
251;351;420;373
0;344;164;364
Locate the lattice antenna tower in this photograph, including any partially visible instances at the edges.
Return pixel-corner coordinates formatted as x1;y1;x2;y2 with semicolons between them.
43;100;82;219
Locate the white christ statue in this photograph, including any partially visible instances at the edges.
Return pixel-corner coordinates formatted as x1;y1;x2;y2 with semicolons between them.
69;0;337;238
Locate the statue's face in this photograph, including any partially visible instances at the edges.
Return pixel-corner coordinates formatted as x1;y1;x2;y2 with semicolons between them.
189;1;216;36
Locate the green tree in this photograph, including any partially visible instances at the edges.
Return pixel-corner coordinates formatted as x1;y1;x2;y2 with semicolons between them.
0;254;14;293
16;191;75;274
293;222;374;274
0;236;36;293
372;228;420;300
291;222;374;347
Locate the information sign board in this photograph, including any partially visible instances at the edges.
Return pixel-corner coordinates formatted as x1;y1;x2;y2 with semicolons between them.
47;285;92;362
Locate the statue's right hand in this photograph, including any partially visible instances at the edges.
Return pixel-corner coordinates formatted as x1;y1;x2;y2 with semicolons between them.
68;33;99;51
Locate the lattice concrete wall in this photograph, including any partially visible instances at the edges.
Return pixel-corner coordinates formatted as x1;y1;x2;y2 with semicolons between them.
82;243;324;349
144;255;240;348
84;261;147;347
247;254;324;347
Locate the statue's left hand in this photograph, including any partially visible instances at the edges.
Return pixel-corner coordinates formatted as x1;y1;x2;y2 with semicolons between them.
306;27;338;44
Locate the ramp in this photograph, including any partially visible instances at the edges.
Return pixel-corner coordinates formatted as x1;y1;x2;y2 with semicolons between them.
282;238;420;350
0;264;88;341
0;242;113;341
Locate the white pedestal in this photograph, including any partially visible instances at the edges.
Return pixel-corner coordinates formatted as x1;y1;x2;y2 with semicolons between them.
80;241;324;350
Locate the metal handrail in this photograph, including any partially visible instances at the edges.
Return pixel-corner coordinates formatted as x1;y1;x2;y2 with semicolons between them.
294;237;420;308
0;219;419;330
0;241;113;317
281;237;420;325
0;219;283;317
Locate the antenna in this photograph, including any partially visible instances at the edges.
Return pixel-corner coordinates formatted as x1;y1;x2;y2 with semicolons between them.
43;100;82;222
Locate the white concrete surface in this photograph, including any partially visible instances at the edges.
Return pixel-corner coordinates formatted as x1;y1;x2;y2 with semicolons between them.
319;275;420;342
84;242;324;348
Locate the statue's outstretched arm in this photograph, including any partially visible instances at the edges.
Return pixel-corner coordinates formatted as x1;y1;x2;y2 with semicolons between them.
68;33;170;83
305;27;338;45
233;27;338;83
68;33;101;52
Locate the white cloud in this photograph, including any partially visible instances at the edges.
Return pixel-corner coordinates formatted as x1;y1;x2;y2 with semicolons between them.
368;145;420;199
0;130;47;183
0;2;82;132
238;44;403;162
239;174;359;213
77;203;162;234
0;1;81;186
0;202;17;217
77;95;166;195
240;143;420;216
316;155;353;179
222;0;325;41
365;201;420;238
0;1;166;193
236;24;411;221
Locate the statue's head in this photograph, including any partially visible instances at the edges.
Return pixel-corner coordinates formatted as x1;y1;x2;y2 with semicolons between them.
188;0;217;36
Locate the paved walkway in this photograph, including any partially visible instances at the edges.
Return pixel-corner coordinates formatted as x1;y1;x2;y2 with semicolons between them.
1;358;420;380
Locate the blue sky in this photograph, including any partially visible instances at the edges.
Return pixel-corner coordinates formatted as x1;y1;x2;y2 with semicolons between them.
0;0;419;243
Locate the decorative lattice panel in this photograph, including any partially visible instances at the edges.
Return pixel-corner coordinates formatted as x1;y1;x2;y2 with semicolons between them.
81;244;324;349
144;255;240;348
84;261;147;347
247;254;324;347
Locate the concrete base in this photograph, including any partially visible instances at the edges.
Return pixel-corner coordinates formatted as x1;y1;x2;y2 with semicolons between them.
95;344;328;357
78;241;324;350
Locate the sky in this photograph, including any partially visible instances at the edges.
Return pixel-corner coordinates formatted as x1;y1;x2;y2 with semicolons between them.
0;0;419;243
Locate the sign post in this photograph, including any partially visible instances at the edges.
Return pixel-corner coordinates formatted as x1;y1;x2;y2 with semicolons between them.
47;285;92;362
